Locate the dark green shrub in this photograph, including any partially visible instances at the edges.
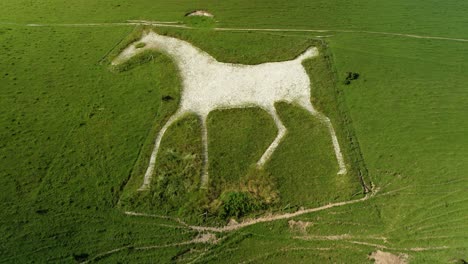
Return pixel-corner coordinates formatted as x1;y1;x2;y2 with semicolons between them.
72;253;89;262
219;191;259;218
343;71;360;85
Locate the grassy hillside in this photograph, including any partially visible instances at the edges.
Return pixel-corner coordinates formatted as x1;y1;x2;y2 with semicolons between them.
1;1;467;263
331;34;468;261
1;0;467;37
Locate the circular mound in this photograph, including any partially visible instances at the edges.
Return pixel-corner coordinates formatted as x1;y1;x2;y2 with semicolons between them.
185;10;214;18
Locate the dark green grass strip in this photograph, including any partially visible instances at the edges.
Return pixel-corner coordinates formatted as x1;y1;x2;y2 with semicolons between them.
304;41;372;192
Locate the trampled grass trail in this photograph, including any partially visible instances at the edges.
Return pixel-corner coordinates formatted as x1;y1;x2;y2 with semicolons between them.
1;21;467;43
91;187;453;263
86;192;377;262
123;183;416;233
81;234;218;264
125;188;382;233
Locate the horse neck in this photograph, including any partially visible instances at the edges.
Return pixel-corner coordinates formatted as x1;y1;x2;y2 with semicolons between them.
146;33;215;67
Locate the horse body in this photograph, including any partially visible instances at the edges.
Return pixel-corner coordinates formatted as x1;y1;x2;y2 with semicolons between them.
113;31;346;191
180;61;313;116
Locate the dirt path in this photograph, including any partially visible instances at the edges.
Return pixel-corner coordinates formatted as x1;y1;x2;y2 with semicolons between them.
349;240;449;252
126;190;376;233
2;21;466;43
81;234;218;264
189;193;372;232
294;234;449;252
100;187;453;262
124;186;413;234
214;27;468;43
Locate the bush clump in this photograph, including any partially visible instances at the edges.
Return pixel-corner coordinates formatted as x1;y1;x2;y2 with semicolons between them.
219;191;260;218
343;72;360;85
72;253;89;262
215;167;279;219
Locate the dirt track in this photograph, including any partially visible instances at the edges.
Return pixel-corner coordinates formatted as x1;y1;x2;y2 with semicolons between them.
2;21;466;43
125;190;377;233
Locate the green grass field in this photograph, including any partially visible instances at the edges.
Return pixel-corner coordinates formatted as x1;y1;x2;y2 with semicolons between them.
1;0;467;263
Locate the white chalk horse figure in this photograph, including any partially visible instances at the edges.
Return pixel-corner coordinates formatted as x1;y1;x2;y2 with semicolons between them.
113;31;347;191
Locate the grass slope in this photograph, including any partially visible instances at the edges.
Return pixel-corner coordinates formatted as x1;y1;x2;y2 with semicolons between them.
1;0;467;37
1;1;467;263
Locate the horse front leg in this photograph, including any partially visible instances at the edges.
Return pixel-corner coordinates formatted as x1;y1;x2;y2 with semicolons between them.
257;106;287;167
138;110;185;191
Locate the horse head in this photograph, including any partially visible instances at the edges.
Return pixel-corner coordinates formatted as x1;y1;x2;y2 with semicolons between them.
111;31;160;66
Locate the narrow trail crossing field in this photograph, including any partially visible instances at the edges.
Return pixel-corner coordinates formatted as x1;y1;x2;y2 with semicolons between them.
125;190;380;233
1;21;467;43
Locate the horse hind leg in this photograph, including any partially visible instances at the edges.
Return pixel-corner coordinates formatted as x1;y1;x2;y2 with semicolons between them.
257;106;287;167
200;115;209;189
138;110;185;191
299;99;347;175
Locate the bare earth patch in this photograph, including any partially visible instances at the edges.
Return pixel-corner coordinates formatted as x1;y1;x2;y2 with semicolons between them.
227;218;239;226
193;233;219;244
288;220;313;233
369;250;408;264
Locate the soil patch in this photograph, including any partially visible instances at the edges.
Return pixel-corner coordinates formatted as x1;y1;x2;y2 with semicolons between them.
369;250;408;264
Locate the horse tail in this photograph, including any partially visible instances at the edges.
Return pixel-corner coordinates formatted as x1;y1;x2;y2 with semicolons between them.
295;47;319;62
